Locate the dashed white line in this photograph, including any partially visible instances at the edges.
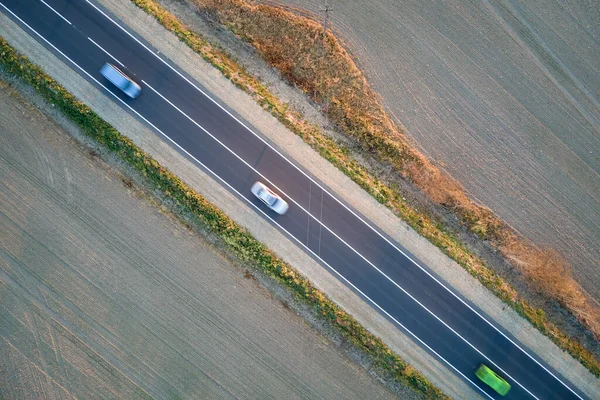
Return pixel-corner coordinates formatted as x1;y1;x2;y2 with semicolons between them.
39;0;71;25
87;37;124;67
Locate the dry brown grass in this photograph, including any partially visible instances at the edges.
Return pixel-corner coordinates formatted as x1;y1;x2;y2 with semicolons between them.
191;0;600;341
503;236;600;336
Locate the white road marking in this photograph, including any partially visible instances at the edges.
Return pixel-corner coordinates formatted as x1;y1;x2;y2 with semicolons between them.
142;79;538;400
3;1;582;398
39;0;71;25
87;37;124;67
318;188;323;256
306;182;311;246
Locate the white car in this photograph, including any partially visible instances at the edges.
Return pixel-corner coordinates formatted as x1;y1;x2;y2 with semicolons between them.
251;182;289;215
100;63;141;98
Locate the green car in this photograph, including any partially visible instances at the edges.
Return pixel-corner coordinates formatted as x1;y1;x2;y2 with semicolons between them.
475;364;511;396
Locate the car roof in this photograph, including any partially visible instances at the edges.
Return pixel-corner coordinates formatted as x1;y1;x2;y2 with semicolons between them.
258;187;277;205
477;365;510;394
101;64;128;86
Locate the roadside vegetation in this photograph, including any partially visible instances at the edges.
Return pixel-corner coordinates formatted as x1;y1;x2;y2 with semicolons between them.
0;36;449;399
126;0;600;376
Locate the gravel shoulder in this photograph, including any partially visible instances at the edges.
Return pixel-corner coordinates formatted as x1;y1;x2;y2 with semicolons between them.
0;81;398;400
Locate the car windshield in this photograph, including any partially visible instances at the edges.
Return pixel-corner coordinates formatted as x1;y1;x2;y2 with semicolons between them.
258;188;277;206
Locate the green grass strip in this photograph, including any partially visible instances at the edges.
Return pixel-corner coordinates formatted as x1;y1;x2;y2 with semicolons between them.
0;36;451;399
125;0;600;377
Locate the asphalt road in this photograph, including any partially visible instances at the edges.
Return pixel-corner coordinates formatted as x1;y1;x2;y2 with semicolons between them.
0;0;588;399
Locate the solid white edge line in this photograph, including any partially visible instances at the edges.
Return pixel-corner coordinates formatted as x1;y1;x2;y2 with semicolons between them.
87;37;124;67
8;1;582;397
142;79;540;400
39;0;71;25
81;2;584;397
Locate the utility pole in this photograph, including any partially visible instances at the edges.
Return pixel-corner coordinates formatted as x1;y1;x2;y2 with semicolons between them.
320;1;333;42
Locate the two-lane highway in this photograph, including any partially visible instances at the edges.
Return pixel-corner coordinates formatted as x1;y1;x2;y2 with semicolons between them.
0;0;588;398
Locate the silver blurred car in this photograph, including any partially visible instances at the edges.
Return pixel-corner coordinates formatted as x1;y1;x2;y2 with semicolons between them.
100;62;141;98
251;181;289;215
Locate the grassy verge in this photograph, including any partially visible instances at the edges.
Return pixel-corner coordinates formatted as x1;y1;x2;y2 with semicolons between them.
126;0;600;376
0;35;450;399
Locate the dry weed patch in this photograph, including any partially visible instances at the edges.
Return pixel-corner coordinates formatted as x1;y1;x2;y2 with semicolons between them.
127;0;599;376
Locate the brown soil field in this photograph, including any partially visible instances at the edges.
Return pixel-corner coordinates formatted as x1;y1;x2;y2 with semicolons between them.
0;80;401;399
263;0;600;301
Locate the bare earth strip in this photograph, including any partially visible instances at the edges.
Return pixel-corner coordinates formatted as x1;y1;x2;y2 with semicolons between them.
266;0;600;299
0;83;398;400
